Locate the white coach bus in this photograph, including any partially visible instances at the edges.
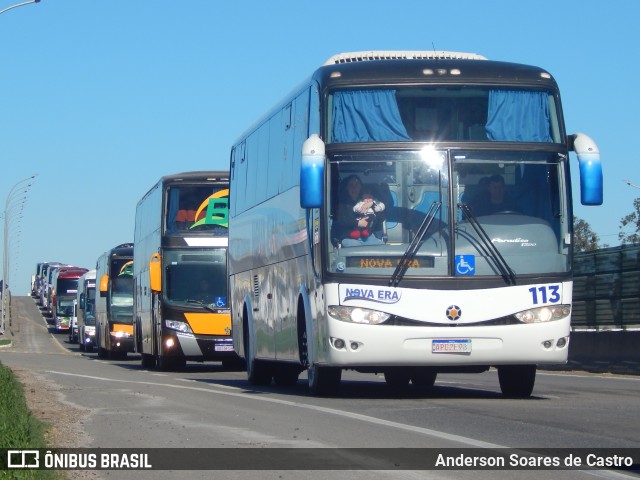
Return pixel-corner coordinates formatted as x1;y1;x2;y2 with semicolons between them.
228;51;603;397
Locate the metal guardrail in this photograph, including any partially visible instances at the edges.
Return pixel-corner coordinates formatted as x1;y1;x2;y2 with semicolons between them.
572;244;640;330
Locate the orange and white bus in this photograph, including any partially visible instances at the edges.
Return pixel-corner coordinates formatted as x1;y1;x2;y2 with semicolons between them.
95;243;134;359
133;171;236;370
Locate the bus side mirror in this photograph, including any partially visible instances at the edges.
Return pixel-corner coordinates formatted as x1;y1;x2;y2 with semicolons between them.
79;293;85;310
149;253;162;293
99;274;109;297
300;134;325;208
572;132;603;206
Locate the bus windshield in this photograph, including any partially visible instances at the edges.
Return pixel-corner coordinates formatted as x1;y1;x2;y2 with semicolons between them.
57;278;79;295
110;260;133;323
327;87;562;144
326;149;569;278
85;288;96;325
163;248;228;308
166;185;229;235
56;298;75;316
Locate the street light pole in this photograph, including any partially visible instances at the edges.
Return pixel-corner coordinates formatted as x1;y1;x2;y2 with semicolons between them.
1;174;37;334
0;2;41;334
0;0;40;16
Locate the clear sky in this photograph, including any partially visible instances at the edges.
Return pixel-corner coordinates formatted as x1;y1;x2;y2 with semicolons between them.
1;0;638;293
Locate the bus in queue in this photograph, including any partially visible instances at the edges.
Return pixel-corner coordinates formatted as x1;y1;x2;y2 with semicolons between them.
95;243;134;359
133;171;235;370
50;266;88;332
33;261;61;305
228;51;603;397
75;269;97;351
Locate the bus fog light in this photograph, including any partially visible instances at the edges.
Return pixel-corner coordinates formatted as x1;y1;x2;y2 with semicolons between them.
543;340;553;349
350;342;360;351
165;338;175;348
332;338;346;350
556;337;567;348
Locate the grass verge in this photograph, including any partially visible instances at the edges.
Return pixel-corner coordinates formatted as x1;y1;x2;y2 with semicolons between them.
0;361;58;479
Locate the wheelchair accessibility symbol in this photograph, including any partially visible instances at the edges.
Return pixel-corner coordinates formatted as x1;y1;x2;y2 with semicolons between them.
215;297;227;308
456;255;475;275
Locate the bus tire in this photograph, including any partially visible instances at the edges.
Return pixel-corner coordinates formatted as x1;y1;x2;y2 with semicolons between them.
243;307;272;386
109;350;126;360
158;354;183;371
141;353;156;369
308;365;341;396
384;368;411;390
498;365;536;398
273;364;300;387
297;301;309;367
246;356;272;386
411;368;437;390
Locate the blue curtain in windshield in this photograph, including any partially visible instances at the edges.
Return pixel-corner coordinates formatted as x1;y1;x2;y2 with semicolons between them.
486;90;552;142
332;90;411;143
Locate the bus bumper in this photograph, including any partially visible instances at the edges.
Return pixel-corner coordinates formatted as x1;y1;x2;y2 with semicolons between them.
110;335;134;353
164;332;235;361
320;317;571;367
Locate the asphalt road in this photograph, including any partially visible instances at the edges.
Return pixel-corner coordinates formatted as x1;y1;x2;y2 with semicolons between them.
1;296;639;480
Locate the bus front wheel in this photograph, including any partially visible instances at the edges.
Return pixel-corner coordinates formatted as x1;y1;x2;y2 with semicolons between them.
384;368;411;389
411;368;437;390
141;353;156;369
244;308;272;386
308;365;341;396
497;365;536;398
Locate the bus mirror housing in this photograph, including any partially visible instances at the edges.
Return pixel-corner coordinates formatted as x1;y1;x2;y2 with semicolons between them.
79;293;85;310
300;134;325;208
149;253;162;293
99;274;109;297
572;132;603;206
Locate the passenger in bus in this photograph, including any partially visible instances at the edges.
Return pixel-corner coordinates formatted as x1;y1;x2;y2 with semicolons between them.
471;174;519;216
332;175;385;247
350;189;386;241
194;278;216;304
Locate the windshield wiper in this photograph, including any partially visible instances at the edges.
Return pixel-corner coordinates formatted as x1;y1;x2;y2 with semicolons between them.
389;201;441;288
458;204;516;285
186;299;217;313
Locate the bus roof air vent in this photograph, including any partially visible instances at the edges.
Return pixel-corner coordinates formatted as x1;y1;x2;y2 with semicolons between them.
323;50;488;65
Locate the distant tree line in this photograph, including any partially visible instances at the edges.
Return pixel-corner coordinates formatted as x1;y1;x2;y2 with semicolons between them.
574;195;640;252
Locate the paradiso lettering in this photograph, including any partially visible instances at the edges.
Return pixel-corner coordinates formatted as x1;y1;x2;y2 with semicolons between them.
344;287;401;304
190;189;229;229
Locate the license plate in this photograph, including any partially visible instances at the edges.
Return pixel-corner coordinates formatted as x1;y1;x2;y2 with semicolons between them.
432;339;472;353
214;345;234;352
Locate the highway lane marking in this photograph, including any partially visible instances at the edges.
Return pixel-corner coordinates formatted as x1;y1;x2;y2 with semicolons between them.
44;369;502;448
538;371;640;382
42;370;636;479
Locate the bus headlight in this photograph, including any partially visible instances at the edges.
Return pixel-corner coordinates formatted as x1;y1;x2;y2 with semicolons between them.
515;304;571;324
328;305;390;325
165;320;194;334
